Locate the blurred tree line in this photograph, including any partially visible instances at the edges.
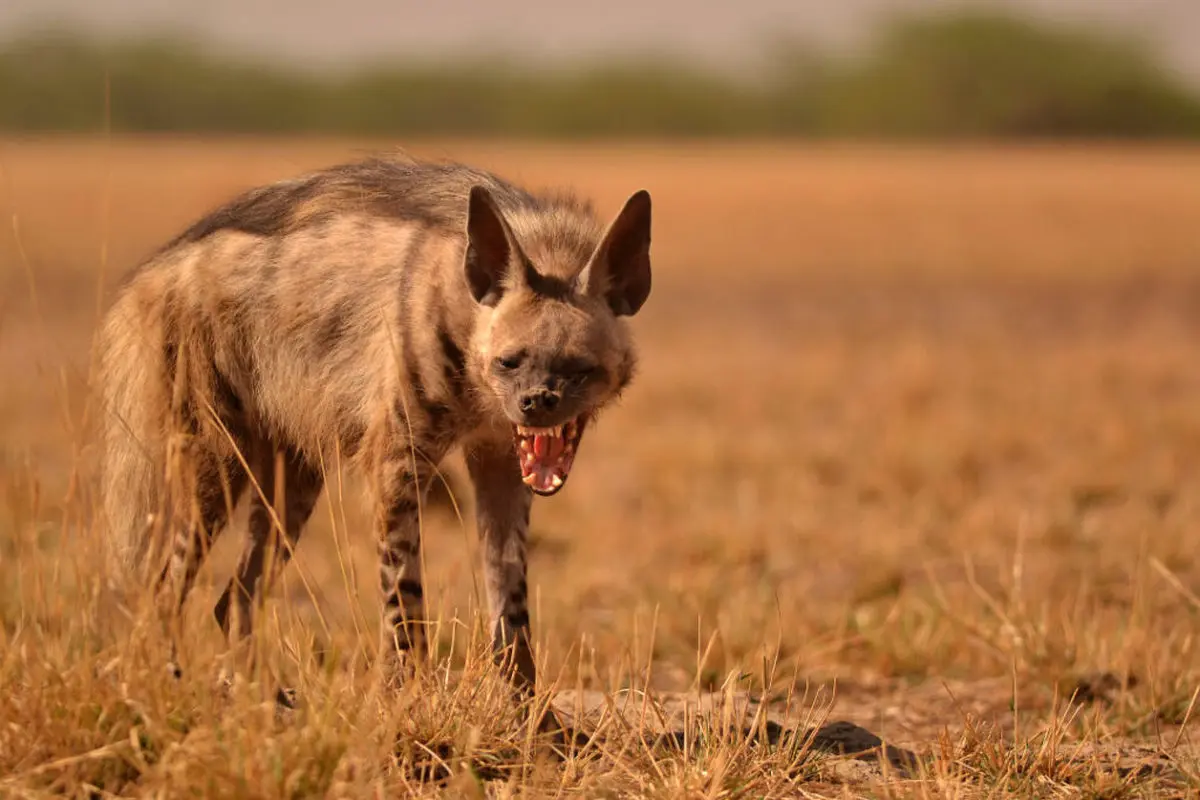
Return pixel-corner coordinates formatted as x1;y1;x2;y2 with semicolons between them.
2;11;1199;138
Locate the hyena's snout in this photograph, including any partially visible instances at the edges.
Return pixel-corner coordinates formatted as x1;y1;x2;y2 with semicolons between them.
518;387;561;416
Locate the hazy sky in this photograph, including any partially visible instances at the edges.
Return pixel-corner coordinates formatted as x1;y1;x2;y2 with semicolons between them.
2;0;1198;82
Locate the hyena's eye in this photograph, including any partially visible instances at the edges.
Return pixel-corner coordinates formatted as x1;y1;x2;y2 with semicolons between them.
495;353;525;371
558;359;600;381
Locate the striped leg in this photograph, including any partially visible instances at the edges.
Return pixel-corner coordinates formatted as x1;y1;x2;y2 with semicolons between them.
159;453;246;610
155;444;248;678
375;460;431;686
213;443;324;643
464;440;536;694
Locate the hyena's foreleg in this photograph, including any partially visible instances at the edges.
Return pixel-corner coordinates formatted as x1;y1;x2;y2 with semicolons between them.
373;453;433;686
213;441;324;644
464;441;537;695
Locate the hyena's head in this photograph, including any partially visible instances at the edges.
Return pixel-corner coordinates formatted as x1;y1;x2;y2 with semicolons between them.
464;185;652;496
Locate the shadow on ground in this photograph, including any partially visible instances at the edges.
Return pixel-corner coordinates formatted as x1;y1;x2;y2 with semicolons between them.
550;689;919;775
396;688;920;785
394;687;1195;791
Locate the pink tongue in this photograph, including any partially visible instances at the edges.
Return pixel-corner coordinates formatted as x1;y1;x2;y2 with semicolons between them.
526;434;568;492
531;466;557;491
532;435;565;461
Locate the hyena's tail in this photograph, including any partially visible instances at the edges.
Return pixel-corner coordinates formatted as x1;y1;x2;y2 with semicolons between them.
96;286;170;589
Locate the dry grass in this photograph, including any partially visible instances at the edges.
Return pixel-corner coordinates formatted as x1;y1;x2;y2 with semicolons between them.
3;136;1200;796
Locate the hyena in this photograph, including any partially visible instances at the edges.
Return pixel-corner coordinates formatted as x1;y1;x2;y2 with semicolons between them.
97;154;651;706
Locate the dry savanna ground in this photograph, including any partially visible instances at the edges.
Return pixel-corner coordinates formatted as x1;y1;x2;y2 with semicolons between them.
3;137;1200;797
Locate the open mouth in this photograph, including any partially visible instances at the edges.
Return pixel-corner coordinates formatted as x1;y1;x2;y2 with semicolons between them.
513;415;588;496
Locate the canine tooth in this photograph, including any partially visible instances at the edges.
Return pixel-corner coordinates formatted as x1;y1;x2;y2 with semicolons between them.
550;475;563;488
522;473;537;486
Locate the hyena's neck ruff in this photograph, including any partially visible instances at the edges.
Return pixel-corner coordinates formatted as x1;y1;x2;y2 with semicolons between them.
97;154;652;708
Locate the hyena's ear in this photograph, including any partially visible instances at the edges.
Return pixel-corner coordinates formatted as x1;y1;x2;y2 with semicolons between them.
583;189;652;317
464;185;520;307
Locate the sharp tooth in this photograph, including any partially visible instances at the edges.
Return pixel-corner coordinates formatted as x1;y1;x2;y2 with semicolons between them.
550;475;563;488
522;473;537;486
553;424;563;437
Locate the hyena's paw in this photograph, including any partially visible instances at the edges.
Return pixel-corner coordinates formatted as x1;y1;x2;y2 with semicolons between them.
214;665;237;700
378;661;415;693
275;686;298;709
378;648;427;692
215;666;301;717
272;686;299;725
531;704;575;761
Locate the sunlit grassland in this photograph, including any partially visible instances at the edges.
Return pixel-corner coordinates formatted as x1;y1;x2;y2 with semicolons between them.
3;137;1200;796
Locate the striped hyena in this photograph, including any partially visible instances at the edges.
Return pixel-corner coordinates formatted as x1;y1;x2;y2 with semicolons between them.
97;155;651;705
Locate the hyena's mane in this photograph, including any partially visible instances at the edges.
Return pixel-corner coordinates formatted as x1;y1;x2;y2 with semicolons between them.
156;155;605;271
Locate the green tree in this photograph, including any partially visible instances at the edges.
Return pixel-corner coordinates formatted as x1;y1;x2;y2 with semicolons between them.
809;11;1200;138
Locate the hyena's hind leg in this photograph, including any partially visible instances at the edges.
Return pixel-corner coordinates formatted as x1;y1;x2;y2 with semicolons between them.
212;441;324;656
154;439;249;676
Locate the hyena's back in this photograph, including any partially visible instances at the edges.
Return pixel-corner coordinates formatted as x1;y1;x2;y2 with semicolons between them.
97;155;603;580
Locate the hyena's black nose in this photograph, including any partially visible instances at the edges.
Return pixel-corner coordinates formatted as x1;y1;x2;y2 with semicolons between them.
519;389;560;414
